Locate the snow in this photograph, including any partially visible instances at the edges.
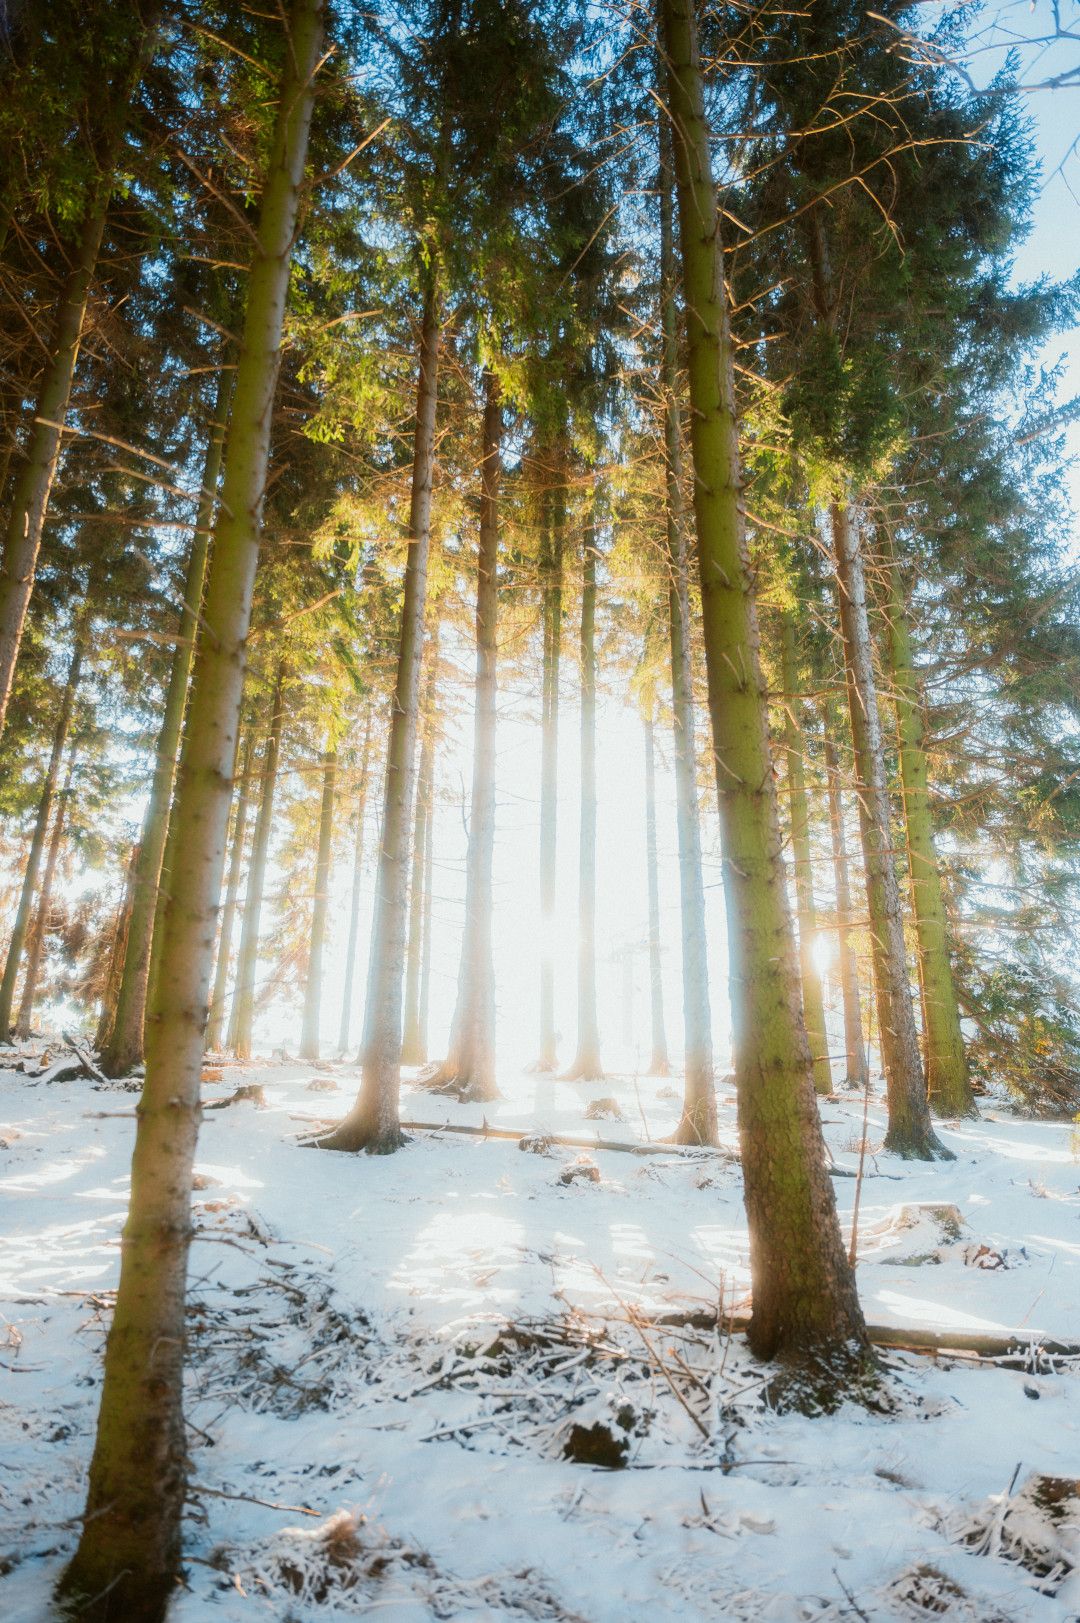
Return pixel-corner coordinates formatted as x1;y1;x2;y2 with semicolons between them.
2;1057;1079;1620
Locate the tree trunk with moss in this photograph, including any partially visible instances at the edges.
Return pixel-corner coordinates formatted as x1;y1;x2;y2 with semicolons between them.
230;662;287;1060
300;749;337;1062
831;503;949;1159
338;714;372;1054
205;732;254;1054
643;710;670;1075
566;526;603;1080
15;747;75;1039
536;467;564;1072
0;11;160;742
658;108;716;1143
58;5;321;1612
884;542;974;1117
318;264;442;1152
0;624;84;1035
434;370;501;1098
99;371;232;1078
823;728;869;1088
657;0;870;1382
779;614;831;1095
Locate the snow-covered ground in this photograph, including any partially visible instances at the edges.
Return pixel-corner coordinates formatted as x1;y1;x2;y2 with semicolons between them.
1;1057;1079;1620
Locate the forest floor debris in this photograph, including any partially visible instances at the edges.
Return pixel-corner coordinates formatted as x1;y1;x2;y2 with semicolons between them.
2;1058;1079;1619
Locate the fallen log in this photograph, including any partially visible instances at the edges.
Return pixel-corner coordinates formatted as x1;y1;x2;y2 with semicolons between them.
295;1114;738;1159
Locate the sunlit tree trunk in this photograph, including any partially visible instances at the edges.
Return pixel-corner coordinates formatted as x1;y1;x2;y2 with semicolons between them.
418;766;435;1058
231;660;287;1060
536;465;564;1070
658;0;870;1380
658;99;717;1145
338;713;372;1054
95;842;139;1053
884;539;974;1117
823;729;869;1087
205;732;254;1054
401;633;438;1066
58;4;322;1611
300;749;337;1062
831;503;949;1159
99;371;232;1077
643;710;669;1076
0;11;160;741
779;614;831;1095
434;369;500;1097
565;522;603;1080
319;263;442;1151
15;746;75;1039
0;622;84;1034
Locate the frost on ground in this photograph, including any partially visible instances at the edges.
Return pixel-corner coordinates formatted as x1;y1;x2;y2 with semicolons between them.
1;1057;1079;1621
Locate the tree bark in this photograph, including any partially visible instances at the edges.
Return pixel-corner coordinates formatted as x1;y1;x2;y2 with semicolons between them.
59;3;322;1613
657;0;871;1383
658;106;716;1144
14;746;75;1039
0;11;160;741
779;614;831;1095
831;503;949;1159
433;369;501;1098
95;841;139;1053
338;713;373;1055
643;711;670;1075
0;622;84;1034
536;465;565;1070
230;661;287;1060
418;758;435;1059
823;728;869;1087
318;260;442;1152
99;369;232;1077
299;749;337;1061
205;732;254;1055
565;521;603;1079
884;539;974;1117
401;670;436;1066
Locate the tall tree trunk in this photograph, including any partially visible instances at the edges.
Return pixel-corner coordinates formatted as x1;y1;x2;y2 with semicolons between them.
401;676;435;1066
536;465;564;1070
95;841;139;1052
231;661;287;1060
299;749;337;1061
59;3;322;1613
99;369;232;1077
823;729;869;1088
643;710;670;1075
657;0;870;1382
658;106;716;1144
205;732;254;1055
14;746;75;1038
884;540;974;1117
831;503;949;1159
0;11;160;741
0;622;84;1034
338;713;373;1055
566;523;603;1079
319;263;442;1152
779;614;831;1095
434;369;500;1098
418;762;435;1059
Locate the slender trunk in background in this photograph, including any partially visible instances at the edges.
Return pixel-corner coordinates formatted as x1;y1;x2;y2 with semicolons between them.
205;732;254;1054
418;765;434;1058
15;747;75;1038
231;662;287;1060
299;750;337;1061
830;503;949;1159
658;105;716;1143
59;3;322;1612
99;369;232;1078
823;728;869;1087
658;0;870;1381
643;710;670;1075
401;662;436;1065
536;465;565;1070
779;614;831;1095
338;714;372;1054
434;370;501;1098
0;11;160;741
566;524;603;1079
0;622;84;1033
95;843;139;1052
884;542;974;1117
319;259;442;1151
